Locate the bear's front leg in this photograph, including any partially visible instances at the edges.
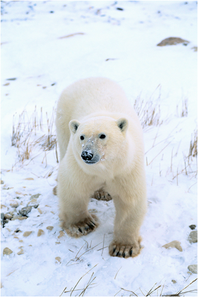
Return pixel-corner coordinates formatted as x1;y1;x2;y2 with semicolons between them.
61;213;99;238
58;159;99;238
109;178;147;258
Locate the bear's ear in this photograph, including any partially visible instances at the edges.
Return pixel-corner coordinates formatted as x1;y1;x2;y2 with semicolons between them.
117;118;128;132
69;120;80;134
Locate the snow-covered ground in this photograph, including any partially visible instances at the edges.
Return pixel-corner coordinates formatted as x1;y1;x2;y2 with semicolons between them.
1;1;197;296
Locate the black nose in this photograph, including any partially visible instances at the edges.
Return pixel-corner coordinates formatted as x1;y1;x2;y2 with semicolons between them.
81;150;94;161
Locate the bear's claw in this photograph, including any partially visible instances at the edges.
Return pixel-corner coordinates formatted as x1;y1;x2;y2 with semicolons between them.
63;214;99;238
109;240;141;258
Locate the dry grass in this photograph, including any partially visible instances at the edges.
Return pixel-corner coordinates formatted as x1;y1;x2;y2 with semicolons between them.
12;93;165;168
134;91;197;185
176;97;188;118
134;96;163;129
134;91;189;129
11;97;197;187
172;127;198;182
133;85;165;129
114;278;197;297
66;242;102;267
59;264;98;297
188;129;197;158
11;106;58;168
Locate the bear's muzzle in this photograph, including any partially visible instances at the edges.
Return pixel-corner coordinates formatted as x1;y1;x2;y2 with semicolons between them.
81;149;100;164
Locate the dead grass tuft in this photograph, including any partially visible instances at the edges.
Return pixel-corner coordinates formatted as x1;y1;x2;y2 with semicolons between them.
134;96;163;129
59;264;97;297
116;278;197;297
189;129;197;158
133;85;164;129
135;90;190;130
176;97;188;118
172;127;198;182
11;106;58;168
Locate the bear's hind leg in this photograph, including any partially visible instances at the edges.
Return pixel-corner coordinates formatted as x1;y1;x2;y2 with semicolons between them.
92;188;112;201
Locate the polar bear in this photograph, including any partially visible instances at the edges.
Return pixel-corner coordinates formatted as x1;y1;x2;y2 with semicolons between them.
56;77;147;258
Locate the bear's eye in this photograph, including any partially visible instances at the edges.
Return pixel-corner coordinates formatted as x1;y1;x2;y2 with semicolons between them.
80;135;85;141
99;134;106;139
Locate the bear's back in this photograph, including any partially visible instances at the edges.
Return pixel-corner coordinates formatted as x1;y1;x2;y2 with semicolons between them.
59;77;134;120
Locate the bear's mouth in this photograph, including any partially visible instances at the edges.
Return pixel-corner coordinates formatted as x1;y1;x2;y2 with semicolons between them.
84;159;99;165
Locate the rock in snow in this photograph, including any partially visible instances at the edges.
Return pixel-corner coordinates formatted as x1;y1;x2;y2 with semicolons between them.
188;231;197;243
189;224;196;230
188;265;197;274
30;194;41;199
162;240;183;252
23;231;33;237
55;257;61;263
19;206;32;216
46;226;54;231
17;248;24;255
3;247;13;256
157;37;190;46
4;212;14;220
10;201;19;208
37;229;44;236
1;213;5;224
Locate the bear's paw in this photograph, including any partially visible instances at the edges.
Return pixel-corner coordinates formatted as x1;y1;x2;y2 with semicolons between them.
62;214;99;238
109;239;142;258
92;189;112;201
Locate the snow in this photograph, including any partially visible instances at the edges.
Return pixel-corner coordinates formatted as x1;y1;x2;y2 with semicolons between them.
1;1;197;296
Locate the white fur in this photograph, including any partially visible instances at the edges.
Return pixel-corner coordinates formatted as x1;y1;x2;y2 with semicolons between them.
56;77;147;258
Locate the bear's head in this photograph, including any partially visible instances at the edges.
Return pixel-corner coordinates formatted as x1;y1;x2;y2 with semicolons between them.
69;116;129;170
